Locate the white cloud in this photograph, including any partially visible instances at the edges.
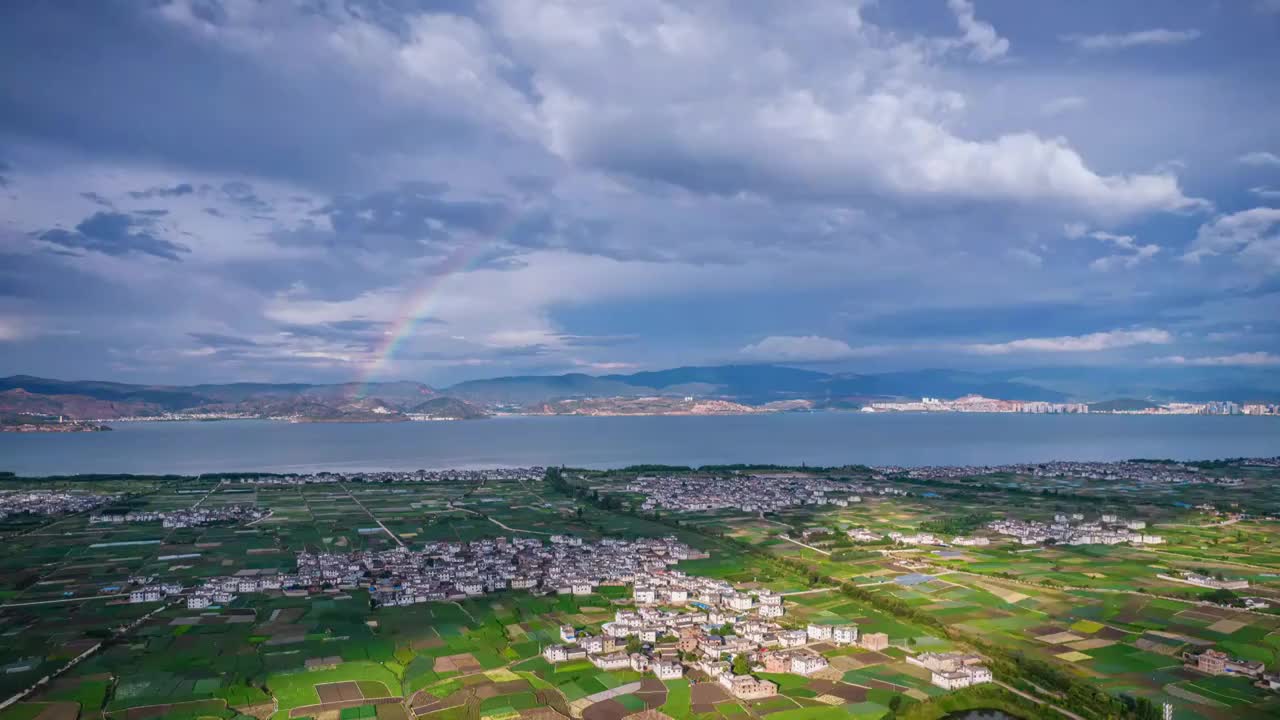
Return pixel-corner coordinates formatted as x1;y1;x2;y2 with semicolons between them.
1063;28;1201;52
965;328;1172;354
1041;96;1087;117
944;0;1009;62
494;0;1202;218
0;317;24;341
1006;248;1043;268
1239;151;1280;167
1184;207;1280;270
740;335;858;362
1062;222;1089;239
1155;352;1280;367
1084;230;1160;271
1250;186;1280;199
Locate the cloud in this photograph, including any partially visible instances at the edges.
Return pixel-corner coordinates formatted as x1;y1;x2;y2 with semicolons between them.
188;331;260;348
128;183;195;199
1006;248;1043;268
500;0;1201;218
0;316;23;341
944;0;1009;62
1184;207;1280;270
1063;29;1201;51
36;211;191;261
1084;231;1160;271
965;328;1172;354
1250;186;1280;200
1239;151;1280;167
1041;96;1087;117
740;335;859;362
1155;352;1280;367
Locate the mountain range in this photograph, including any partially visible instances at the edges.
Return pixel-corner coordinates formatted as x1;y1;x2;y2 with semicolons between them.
1;364;1277;422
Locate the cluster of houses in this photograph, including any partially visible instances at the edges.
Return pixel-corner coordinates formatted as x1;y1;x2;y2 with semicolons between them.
126;575;184;603
1161;571;1250;591
887;461;1191;484
91;504;267;528
0;490;110;520
224;468;546;485
986;514;1164;546
540;570;898;699
627;474;864;513
906;652;994;690
839;527;989;547
183;535;707;609
878;460;1248;486
1185;648;1280;693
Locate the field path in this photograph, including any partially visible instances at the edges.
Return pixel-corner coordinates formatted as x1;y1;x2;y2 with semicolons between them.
778;535;831;556
341;482;405;548
992;680;1085;720
486;516;554;535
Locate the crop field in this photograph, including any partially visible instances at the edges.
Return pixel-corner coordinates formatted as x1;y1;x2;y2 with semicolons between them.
3;463;1280;720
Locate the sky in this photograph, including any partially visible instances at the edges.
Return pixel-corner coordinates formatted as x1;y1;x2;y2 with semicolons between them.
1;0;1279;386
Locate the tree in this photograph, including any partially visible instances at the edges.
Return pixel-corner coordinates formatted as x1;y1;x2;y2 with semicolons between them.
626;636;642;654
732;653;750;676
887;696;902;712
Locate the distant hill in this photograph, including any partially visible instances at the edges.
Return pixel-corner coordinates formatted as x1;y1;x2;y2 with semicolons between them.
446;373;647;405
1087;398;1161;412
409;396;488;420
1;363;1276;420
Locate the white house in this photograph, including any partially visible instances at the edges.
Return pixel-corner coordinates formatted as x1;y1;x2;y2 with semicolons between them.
807;624;833;641
791;653;829;676
833;626;858;645
543;645;570;663
655;660;684;679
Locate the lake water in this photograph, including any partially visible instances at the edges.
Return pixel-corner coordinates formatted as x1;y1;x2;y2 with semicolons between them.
1;413;1276;475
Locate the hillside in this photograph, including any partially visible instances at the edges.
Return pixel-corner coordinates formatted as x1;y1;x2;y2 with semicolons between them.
1088;398;1161;412
0;363;1275;421
408;396;488;420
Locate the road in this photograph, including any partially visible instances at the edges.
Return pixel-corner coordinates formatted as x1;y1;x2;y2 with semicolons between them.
0;593;128;609
993;680;1085;720
778;535;832;556
341;483;405;548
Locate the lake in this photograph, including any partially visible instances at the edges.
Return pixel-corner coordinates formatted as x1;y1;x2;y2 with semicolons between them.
0;412;1276;475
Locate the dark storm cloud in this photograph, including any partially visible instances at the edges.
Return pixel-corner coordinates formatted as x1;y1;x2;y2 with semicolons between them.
0;2;517;188
80;191;114;207
35;211;190;261
279;319;400;342
321;183;508;239
188;332;260;348
127;182;194;199
220;181;272;214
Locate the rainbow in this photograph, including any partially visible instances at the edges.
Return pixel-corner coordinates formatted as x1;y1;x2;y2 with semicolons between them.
351;241;492;397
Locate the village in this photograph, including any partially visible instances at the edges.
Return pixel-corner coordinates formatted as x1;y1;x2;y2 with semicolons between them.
133;531;997;699
90;504;268;528
628;474;906;514
883;459;1247;485
0;489;110;520
986;513;1165;546
225;467;547;485
180;535;709;609
539;570;993;699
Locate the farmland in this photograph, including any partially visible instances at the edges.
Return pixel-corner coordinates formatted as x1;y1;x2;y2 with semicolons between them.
0;459;1278;720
